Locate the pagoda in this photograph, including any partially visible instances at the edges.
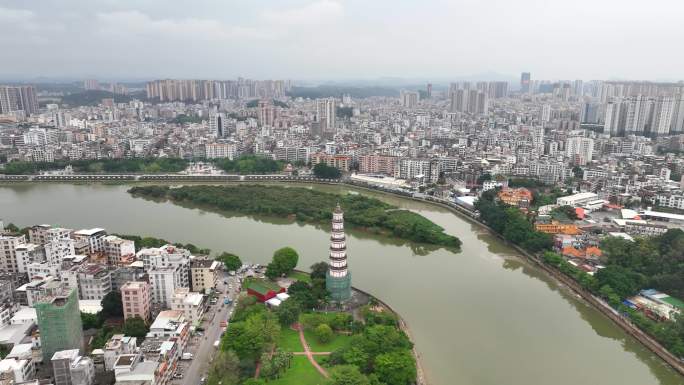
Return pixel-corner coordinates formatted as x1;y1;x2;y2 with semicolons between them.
326;203;352;302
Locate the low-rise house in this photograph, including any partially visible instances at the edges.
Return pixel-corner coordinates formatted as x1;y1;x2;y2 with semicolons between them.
51;349;95;385
103;335;137;371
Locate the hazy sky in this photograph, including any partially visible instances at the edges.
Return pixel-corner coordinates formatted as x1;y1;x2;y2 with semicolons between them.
1;0;682;82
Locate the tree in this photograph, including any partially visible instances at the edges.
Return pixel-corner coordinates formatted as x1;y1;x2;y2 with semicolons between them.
208;349;240;385
315;323;334;344
223;313;280;361
266;247;299;278
572;165;584;179
595;265;646;299
276;299;301;326
287;281;318;309
327;365;370;385
313;163;342;179
101;291;123;318
123;316;149;338
373;350;417;385
310;262;328;280
81;312;104;330
217;252;242;271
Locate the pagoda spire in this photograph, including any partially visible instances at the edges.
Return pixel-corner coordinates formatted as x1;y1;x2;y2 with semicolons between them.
326;203;352;302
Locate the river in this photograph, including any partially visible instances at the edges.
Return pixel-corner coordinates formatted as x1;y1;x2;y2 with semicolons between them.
1;183;682;385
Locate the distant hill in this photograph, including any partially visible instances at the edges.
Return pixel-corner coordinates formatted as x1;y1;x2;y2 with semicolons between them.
287;85;399;99
60;90;134;107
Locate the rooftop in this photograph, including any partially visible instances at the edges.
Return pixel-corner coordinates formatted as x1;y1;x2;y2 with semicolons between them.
74;228;106;236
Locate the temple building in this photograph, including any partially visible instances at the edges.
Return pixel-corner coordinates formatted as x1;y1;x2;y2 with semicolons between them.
326;203;352;302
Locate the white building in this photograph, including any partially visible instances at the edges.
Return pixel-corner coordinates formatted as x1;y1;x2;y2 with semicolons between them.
316;98;336;134
76;264;112;301
0;233;26;275
103;236;135;266
557;192;600;207
51;349;95;385
565;136;594;166
14;243;43;275
73;228;107;255
205;142;238;159
170;288;205;325
138;245;191;308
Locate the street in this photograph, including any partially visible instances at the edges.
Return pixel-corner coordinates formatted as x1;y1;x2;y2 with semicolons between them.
177;270;241;385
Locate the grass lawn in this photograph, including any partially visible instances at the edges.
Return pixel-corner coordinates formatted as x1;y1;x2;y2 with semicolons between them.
267;356;325;385
277;327;303;352
287;270;312;283
303;330;352;352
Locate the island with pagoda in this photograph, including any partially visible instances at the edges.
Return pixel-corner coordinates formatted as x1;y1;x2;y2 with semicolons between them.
215;203;422;385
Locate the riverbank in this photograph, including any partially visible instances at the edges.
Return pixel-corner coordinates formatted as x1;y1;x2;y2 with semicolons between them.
373;190;684;377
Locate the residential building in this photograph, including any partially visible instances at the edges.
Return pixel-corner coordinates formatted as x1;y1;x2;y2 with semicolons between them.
170;288;205;325
72;229;106;255
103;236;135;266
310;153;351;171
315;98;336;135
0;233;26;275
121;281;151;321
76;264;112;301
51;349;94;385
34;288;83;359
190;258;219;294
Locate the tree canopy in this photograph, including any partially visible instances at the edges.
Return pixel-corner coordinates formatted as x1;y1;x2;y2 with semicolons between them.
212;155;284;174
129;185;461;248
123;316;149;338
101;291;123;318
266;247;299;279
313;163;342;179
217;252;242;272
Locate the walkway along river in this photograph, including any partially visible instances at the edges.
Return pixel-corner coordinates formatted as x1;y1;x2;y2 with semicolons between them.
1;182;683;385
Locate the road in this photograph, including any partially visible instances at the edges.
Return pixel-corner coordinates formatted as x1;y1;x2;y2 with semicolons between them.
178;271;240;385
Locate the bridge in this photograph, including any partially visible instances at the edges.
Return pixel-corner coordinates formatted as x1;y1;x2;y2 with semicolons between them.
0;173;342;183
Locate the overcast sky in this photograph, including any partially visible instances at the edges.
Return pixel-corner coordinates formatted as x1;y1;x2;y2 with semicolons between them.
1;0;682;82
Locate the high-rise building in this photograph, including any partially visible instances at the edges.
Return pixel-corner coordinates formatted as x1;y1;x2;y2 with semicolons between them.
400;90;419;108
83;80;100;90
565;136;594;166
450;89;467;113
326;204;351;302
0;85;39;116
540;104;551;122
672;95;684;134
316;98;337;135
257;100;275;127
209;112;226;137
650;96;674;136
488;82;509;99
603;101;623;136
34;288;84;359
426;83;432;98
520;72;531;94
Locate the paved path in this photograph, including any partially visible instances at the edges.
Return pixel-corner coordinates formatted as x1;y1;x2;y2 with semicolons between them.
295;324;329;378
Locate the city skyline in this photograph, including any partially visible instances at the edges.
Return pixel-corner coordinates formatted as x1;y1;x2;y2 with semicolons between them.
1;0;683;81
